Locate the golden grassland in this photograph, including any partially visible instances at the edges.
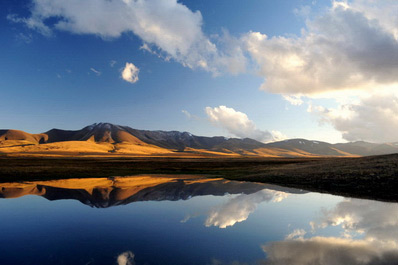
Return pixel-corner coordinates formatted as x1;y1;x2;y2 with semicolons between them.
0;138;356;158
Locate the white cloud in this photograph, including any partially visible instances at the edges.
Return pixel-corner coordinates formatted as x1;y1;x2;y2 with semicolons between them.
205;189;288;228
7;13;52;37
282;95;303;106
181;110;191;119
90;67;101;76
242;2;398;96
117;251;135;265
10;0;246;75
8;0;398;89
9;0;398;143
205;105;283;143
309;93;398;142
121;62;139;84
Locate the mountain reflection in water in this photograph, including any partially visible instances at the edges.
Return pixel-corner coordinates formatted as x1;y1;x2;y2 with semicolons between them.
1;175;398;265
0;175;300;208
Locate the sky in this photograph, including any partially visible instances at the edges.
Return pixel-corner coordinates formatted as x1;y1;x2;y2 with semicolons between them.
1;0;397;143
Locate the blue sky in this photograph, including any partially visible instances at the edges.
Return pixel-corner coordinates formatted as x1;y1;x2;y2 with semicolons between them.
1;0;398;143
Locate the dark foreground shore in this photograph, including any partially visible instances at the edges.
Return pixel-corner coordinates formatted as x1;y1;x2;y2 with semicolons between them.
1;154;398;202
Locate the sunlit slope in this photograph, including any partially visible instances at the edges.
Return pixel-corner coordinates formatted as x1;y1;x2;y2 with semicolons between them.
2;123;398;157
0;129;47;144
0;141;173;156
0;124;174;155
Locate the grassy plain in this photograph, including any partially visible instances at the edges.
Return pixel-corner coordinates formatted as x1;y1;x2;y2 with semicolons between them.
1;153;398;201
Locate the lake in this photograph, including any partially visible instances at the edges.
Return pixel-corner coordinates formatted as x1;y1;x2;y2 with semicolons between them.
1;175;397;265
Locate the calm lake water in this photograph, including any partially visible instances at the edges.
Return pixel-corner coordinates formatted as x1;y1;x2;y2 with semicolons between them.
1;175;397;265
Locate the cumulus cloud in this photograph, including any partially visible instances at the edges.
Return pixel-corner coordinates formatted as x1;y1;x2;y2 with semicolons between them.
9;0;398;142
11;0;397;93
205;106;285;142
117;251;135;265
9;0;246;75
205;189;288;228
309;93;398;142
121;62;139;84
242;1;398;96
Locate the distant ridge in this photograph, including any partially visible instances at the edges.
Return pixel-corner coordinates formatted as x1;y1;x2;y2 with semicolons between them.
1;122;398;157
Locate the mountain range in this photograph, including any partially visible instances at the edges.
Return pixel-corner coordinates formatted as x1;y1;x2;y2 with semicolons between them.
1;122;398;157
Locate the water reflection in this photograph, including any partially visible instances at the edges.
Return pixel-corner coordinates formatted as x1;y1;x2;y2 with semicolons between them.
0;175;271;208
117;251;136;265
262;198;398;265
205;189;288;228
1;176;398;264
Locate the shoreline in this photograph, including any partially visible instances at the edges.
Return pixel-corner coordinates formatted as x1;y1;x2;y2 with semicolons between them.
1;154;397;202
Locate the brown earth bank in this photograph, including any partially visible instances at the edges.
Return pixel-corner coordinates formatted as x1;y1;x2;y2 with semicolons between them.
0;154;398;202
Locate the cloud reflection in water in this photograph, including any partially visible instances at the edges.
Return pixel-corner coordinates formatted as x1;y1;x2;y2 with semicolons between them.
205;189;289;228
262;198;398;265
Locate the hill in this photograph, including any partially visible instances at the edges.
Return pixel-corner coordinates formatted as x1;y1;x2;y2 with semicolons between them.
1;123;398;157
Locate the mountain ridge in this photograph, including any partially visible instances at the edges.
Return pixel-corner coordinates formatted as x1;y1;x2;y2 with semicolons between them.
1;122;398;157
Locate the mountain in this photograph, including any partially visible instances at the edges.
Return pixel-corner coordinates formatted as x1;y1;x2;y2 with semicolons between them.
268;139;351;156
45;123;146;145
333;141;398;156
1;122;398;157
43;123;271;154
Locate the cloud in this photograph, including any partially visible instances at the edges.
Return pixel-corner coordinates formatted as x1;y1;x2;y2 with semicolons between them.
10;0;246;75
15;32;33;44
205;106;284;142
262;236;398;265
7;13;52;37
181;110;191;119
117;251;135;265
205;189;288;228
90;67;101;76
242;1;398;96
8;0;398;86
282;95;303;106
121;62;139;84
293;5;311;18
308;93;398;142
110;60;117;67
